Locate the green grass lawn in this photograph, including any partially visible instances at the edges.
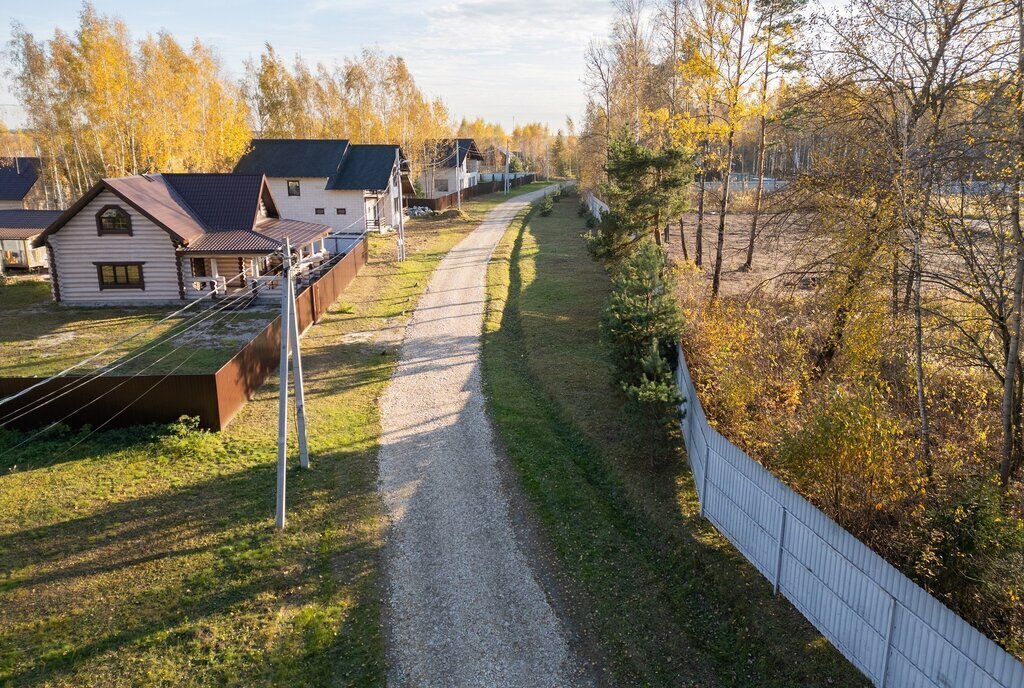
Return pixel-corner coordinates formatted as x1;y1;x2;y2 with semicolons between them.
0;195;496;686
481;192;870;687
0;277;273;377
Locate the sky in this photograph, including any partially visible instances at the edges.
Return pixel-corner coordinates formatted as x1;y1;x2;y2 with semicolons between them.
0;0;617;132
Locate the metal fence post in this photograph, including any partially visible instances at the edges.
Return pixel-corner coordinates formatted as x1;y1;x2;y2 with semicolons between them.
879;595;898;688
773;507;788;595
699;442;711;519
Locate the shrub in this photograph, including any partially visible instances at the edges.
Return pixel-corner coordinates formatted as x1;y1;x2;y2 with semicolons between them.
539;195;554;216
777;382;911;533
623;338;685;464
601;242;682;382
601;243;685;463
913;481;1024;653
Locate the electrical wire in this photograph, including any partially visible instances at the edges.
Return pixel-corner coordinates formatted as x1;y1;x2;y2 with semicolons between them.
0;264;269;425
1;274;285;454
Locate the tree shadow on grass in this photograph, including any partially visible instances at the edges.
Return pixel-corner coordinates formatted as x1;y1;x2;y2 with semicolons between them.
0;441;383;687
482;201;870;688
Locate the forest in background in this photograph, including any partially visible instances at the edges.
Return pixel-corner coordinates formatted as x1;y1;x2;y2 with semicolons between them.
1;2;579;207
580;0;1024;659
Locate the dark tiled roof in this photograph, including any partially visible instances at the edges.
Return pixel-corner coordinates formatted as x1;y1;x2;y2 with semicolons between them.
327;145;399;191
0;209;63;239
163;174;263;231
180;230;281;254
430;139;483;168
0;157;41;201
234;139;350;179
236;138;402;192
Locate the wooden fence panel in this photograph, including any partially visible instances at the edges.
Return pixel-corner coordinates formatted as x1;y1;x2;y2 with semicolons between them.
0;373;221;430
676;344;1024;688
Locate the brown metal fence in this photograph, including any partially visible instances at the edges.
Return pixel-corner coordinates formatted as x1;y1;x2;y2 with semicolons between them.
1;236;369;433
404;174;538;211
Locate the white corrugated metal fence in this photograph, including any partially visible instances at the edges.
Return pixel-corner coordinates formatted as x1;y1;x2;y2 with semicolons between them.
676;344;1024;688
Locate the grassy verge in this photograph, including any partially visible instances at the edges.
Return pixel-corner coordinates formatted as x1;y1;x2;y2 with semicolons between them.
481;194;870;687
0;191;497;686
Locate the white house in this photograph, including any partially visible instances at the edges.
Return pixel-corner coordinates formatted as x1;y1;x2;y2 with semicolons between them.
233;139;407;252
0;157;59;270
34;173;334;305
417;139;484;199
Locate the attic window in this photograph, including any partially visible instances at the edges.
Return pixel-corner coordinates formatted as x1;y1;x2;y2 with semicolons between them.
336;208;346;215
96;205;132;236
287;180;300;196
315;208;325;215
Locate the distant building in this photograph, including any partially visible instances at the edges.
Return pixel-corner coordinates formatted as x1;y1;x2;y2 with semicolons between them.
234;139;407;250
0;157;59;271
35;173;333;305
417;139;484;199
0;209;62;270
0;157;45;210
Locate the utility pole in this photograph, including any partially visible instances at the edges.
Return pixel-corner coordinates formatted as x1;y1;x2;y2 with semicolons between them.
396;150;406;261
504;138;510;194
288;258;309;470
456;144;463;211
275;238;310;530
275;241;292;531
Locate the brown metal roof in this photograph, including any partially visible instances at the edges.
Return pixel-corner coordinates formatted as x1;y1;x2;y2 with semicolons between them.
180;230;281;254
254;218;332;247
35;173;328;256
104;175;208;243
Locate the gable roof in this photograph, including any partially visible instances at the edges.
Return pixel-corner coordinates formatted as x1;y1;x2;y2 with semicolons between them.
0;157;41;202
234;139;351;179
430;139;484;168
0;209;63;240
162;173;273;232
234;139;402;192
327;144;399;191
35;173;329;253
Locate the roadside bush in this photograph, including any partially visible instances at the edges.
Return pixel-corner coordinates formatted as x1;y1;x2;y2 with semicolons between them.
539;195;554;216
623;338;684;464
601;242;684;462
602;242;683;381
776;381;912;535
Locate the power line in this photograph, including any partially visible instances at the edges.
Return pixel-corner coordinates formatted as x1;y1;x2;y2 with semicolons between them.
0;276;283;455
0;264;270;425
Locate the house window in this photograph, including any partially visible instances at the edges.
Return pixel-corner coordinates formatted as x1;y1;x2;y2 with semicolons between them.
287;180;300;196
95;262;144;290
315;208;325;215
96;205;132;235
435;178;449;193
190;258;207;277
336;208;347;215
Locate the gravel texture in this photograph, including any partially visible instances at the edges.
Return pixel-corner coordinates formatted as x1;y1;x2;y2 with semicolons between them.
378;188;590;687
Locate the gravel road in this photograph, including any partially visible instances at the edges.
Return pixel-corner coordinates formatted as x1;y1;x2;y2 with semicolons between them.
378;188;590;687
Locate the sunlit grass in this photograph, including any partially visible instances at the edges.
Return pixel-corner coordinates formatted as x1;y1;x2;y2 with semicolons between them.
0;196;491;686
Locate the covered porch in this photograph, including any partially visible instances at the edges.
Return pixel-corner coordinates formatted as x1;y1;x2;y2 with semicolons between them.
180;219;336;303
